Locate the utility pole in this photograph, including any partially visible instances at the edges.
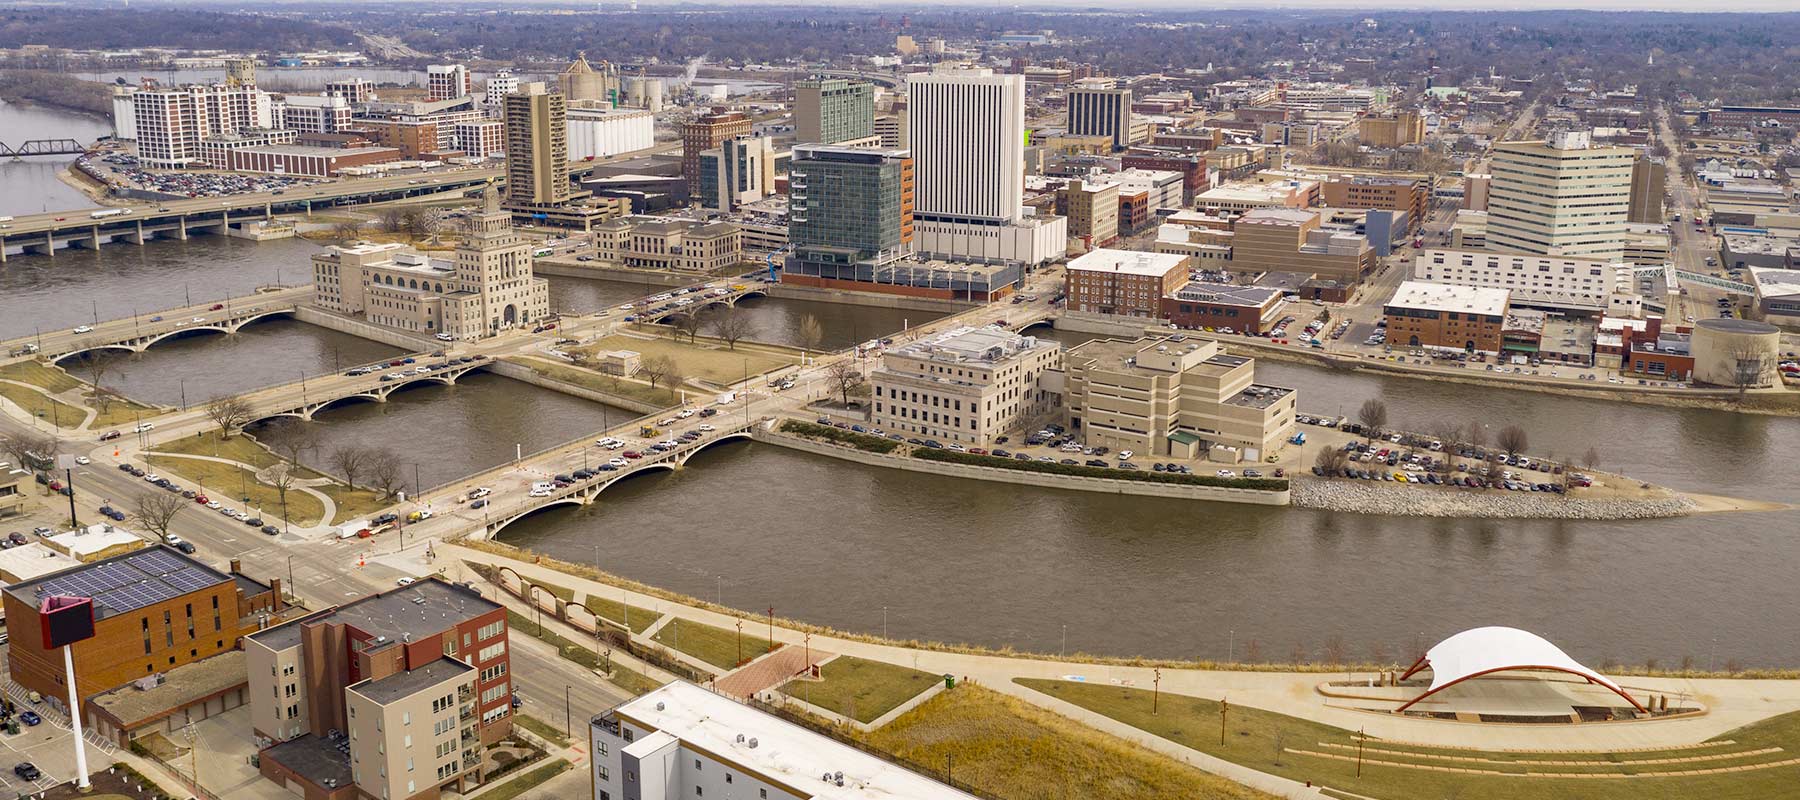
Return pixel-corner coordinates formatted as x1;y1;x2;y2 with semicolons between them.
1356;727;1366;778
735;620;743;667
1220;697;1229;747
565;685;571;738
1152;668;1161;715
766;606;774;654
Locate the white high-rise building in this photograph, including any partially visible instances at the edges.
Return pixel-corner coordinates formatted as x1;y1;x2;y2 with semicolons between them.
483;69;517;118
906;67;1065;265
427;64;472;101
278;94;352;134
1487;131;1635;262
129;83;274;168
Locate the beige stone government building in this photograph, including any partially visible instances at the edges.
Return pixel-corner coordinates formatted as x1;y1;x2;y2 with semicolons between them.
1062;336;1296;462
312;186;550;340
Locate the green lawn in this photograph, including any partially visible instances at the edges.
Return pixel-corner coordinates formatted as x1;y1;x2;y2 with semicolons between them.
0;361;83;393
779;656;938;724
650;618;772;670
859;685;1275;800
0;382;88;428
505;610;663;697
478;759;570;800
313;482;393;523
1015;678;1800;800
578;334;795;386
143;455;326;526
155;433;388;523
520;577;659;634
85;393;162;429
511;714;572;749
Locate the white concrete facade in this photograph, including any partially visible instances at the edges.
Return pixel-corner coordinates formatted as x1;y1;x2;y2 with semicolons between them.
1415;248;1632;314
906;68;1025;225
567;107;655;161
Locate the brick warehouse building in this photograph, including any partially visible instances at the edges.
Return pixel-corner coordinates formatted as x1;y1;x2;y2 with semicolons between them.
249;578;513;800
2;548;286;744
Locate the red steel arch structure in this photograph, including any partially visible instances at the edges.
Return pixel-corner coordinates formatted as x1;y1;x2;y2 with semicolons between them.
1396;626;1647;714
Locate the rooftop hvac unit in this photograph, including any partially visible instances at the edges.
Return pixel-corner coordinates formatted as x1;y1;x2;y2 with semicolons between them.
747;738;759;749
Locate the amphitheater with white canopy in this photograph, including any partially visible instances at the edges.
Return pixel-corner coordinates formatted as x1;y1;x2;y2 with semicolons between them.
1396;626;1648;714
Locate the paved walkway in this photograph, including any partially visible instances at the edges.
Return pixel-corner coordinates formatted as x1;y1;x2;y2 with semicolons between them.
716;646;833;700
444;543;1800;799
138;451;343;533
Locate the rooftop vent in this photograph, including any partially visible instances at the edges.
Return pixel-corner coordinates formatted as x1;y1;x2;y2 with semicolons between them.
748;738;758;749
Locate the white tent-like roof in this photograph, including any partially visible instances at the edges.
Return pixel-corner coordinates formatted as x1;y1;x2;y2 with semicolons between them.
1397;626;1645;713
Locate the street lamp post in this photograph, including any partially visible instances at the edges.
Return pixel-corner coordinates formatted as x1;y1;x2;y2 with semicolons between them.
1152;668;1161;715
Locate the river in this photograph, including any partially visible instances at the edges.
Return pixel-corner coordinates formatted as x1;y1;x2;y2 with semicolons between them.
0;98;112;217
499;328;1800;669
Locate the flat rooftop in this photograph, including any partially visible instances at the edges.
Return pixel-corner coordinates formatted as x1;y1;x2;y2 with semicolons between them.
350;657;473;705
1224;383;1294;410
606;681;979;799
1172;281;1282;307
1067;248;1187;277
1749;267;1800;299
262;734;351;792
1387;280;1510;317
6;545;228;621
890;325;1051;365
92;650;246;726
249;578;498;653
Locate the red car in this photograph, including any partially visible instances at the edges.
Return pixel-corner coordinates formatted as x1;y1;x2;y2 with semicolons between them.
47;480;63;492
622;451;643;459
210;303;224;311
193;494;210;504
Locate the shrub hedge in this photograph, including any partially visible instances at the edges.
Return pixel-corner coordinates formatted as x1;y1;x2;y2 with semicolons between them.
911;447;1289;491
780;419;901;453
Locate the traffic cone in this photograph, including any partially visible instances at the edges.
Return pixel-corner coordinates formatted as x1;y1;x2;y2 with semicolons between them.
358;552;365;567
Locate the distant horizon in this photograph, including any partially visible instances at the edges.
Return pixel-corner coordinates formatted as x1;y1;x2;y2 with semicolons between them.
176;0;1800;12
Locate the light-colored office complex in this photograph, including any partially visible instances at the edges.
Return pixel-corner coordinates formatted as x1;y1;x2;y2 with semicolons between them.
1487;131;1635;261
312;186;550;339
1066;80;1133;150
591;681;979;800
1058;178;1120;248
1062;336;1297;462
427;64;472;101
592;216;743;273
696;135;777;212
1414;248;1632;315
907;67;1066;265
1230;208;1374;283
871;325;1061;446
681;110;752;188
279;94;353;134
794;77;876;145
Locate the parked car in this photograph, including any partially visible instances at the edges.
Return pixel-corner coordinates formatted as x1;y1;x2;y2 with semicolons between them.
13;762;39;779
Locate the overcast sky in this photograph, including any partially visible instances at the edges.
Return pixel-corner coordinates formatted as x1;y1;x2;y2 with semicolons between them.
610;0;1800;10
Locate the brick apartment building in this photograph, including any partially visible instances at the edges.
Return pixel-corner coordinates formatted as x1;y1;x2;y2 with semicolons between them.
1383;281;1511;355
250;578;512;800
1065;248;1191;318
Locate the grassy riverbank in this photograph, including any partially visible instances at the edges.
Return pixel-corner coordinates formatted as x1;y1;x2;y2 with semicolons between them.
1017;677;1800;800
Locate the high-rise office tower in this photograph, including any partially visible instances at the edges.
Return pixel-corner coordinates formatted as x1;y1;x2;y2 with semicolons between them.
427;64;472;101
681;109;751;193
789;144;914;257
1487;131;1635;261
794;77;875;145
503;82;571;206
1066;79;1132;150
905;67;1065;265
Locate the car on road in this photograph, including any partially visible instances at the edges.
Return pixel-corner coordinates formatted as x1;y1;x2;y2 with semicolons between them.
73;456;89;465
134;422;155;432
98;430;121;441
7;532;27;546
210;303;224;311
13;763;39;780
435;333;455;341
262;525;279;535
73;325;93;334
471;498;489;509
205;500;221;509
396;577;416;587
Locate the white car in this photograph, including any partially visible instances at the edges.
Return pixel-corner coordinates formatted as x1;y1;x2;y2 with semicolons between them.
528;488;553;498
73;325;93;334
1216;469;1236;478
205;501;222;509
607;457;629;468
234;511;251;520
74;456;90;465
435;333;455;341
413;510;433;521
396;577;416;587
948;443;967;452
470;487;492;499
696;424;715;432
163;534;184;546
677;409;695;418
142;473;161;482
191;316;205;323
134;422;155;432
1117;450;1134;460
658;418;678;426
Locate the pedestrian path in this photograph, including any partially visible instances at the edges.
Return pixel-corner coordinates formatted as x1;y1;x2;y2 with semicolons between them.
715;646;834;700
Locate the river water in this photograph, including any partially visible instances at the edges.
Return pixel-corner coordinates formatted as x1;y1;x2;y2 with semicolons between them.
0;98;112;217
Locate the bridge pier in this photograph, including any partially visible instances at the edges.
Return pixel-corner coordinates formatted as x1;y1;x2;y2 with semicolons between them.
24;232;54;257
66;228;101;250
123;221;147;245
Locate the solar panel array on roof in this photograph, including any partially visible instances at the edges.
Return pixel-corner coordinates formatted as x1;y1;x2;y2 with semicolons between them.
31;547;226;619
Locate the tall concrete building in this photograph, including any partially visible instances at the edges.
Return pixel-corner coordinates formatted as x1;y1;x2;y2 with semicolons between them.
1066;80;1132;150
906;67;1066;265
129;83;274;168
680;109;752;194
1629;155;1667;224
1487;131;1635;261
503;82;572;207
427;64;472;101
794;77;875;145
482;69;516;117
785;144;914;282
224;57;256;88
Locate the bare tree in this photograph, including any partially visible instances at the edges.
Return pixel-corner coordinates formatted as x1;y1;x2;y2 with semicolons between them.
1581;446;1602;472
1;433;57;470
825;360;863;407
204;396;254;438
707;305;755;351
660;359;688;398
378;206;407;233
797;314;824;356
1323;635;1348;668
1466;422;1488;453
1726;342;1772;399
639;355;673;395
266;463;298;525
329;445;370;487
132;491;186;540
331;219;363;244
1244;639;1263;664
366;449;405;500
75;352;122;415
1314;446;1349;475
1429;422;1463;474
670;311;704;344
1496;424;1528;458
258;418;319;466
1356;398;1388;441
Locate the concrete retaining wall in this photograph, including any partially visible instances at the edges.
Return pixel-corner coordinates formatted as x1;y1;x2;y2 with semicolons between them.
1054;311;1162;339
762;282;975;314
488;358;670;414
532;260;704;287
292;307;440;352
753;429;1291;506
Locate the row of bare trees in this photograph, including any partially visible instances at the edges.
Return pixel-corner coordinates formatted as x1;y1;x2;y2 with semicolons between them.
1342;399;1602;478
667;305;756;351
